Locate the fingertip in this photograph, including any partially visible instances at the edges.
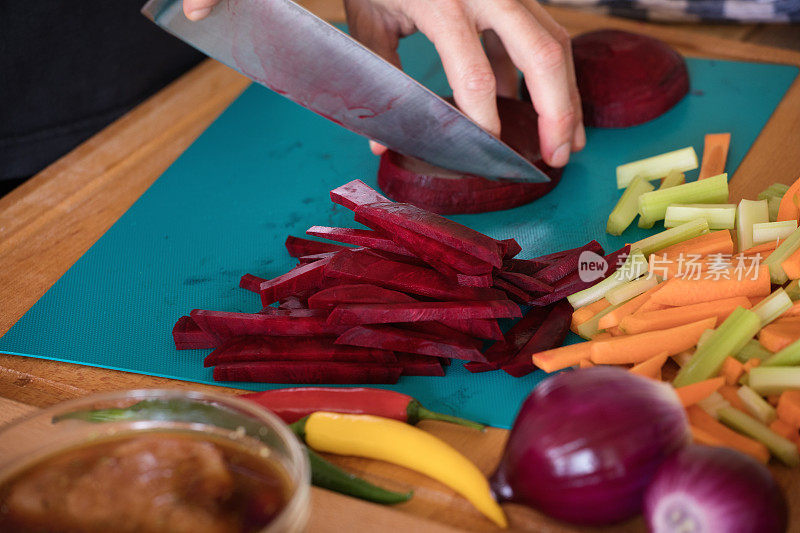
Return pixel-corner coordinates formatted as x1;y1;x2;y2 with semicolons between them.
369;141;388;156
548;142;571;168
185;6;212;20
572;123;586;152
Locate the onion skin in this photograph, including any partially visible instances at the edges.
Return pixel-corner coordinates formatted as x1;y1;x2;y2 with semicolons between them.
644;445;787;533
490;367;690;525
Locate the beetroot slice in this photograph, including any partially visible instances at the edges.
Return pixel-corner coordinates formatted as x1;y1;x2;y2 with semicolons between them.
336;325;487;362
306;226;411;256
502;258;547;277
464;306;552;373
354;207;493;276
440;318;504;341
326;300;521;326
353;201;503;268
570;29;689;128
240;274;267;294
307;284;417;309
203;336;395;367
403;321;484;350
535;240;604;285
497;271;553;296
213;362;403;384
330;179;391;211
172;316;217;350
190;309;348;341
325;250;504;301
377;97;563;215
502;300;572;377
259;258;330;306
500;239;522;259
397;353;446;376
493;278;534;306
285;236;348;258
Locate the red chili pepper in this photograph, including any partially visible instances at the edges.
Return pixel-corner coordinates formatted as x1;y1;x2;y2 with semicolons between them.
241;387;485;430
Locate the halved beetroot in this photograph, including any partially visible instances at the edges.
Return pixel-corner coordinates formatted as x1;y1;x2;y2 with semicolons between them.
377;97;563;215
285;236;348;257
569;29;689;128
172;315;217;350
213;361;403;384
203;336;396;367
326;300;521;326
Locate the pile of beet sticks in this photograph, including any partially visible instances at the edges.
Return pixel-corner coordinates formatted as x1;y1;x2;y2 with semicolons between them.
173;180;628;384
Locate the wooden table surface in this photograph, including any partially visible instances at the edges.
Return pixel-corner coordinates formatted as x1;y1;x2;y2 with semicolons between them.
2;4;800;532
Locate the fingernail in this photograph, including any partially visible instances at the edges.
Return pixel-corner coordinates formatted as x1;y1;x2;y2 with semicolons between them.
550;143;570;168
187;7;212;20
572;124;586;151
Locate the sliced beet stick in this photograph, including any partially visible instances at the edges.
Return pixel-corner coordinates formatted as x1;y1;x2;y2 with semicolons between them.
297;251;342;264
327;300;521;326
259;257;330;306
499;238;522;259
440;318;504;341
277;295;307;310
330;179;392;211
502;299;573;377
307;284;417;309
456;273;493;287
396;353;446;376
190;309;348;342
335;325;487;362
240;274;267;294
203;336;396;367
464;306;552;373
497;271;554;295
172;316;217;350
404;321;484;350
493;278;534;306
285;236;348;258
325;250;504;301
535;240;604;285
306;226;411;256
213;361;403;384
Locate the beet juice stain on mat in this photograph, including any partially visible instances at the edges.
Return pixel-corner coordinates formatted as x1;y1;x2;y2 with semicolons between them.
0;26;796;429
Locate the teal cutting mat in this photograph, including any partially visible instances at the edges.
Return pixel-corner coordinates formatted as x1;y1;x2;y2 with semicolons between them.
1;33;796;429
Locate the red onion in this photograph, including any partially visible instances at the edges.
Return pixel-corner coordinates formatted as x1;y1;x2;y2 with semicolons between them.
644;444;787;533
491;367;689;525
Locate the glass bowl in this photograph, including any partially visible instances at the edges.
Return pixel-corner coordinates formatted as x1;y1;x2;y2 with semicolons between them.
0;389;310;532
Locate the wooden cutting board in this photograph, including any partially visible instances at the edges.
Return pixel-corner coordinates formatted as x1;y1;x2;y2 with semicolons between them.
1;5;799;532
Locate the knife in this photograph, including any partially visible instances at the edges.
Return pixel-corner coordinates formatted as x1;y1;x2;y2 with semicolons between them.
141;0;550;182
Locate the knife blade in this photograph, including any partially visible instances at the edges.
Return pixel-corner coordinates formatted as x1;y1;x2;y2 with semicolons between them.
142;0;550;182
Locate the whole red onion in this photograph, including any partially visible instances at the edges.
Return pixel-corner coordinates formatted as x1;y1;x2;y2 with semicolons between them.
491;366;689;525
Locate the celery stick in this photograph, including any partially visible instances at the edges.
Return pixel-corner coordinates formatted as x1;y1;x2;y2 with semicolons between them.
642;171;687;228
768;196;782;222
717;407;799;466
735;339;773;363
638;174;729;222
786;279;800;301
752;221;798;246
748;367;800;395
762;337;800;367
752;288;793;326
697;391;730;418
607;176;655;236
764;226;800;284
637;216;657;230
757;183;790;201
673;307;761;387
695;329;716;350
576;303;622;340
737;385;777;424
735;199;769;252
664;204;736;230
616;147;698;189
604;275;658;305
629;219;710;257
567;251;648;308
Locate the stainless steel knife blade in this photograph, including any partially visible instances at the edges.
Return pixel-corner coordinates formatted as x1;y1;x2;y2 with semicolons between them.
142;0;550;182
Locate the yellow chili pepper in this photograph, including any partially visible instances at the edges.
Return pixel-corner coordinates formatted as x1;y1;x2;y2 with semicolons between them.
297;411;507;528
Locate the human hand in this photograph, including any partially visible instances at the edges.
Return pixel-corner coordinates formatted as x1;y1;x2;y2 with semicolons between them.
182;0;584;168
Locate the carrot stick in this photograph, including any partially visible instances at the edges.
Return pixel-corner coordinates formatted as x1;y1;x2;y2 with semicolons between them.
657;230;734;259
698;133;731;180
760;317;800;353
687;405;770;463
579;359;594;368
598;283;664;330
768;395;781;407
742;358;761;374
720;357;745;386
590;317;716;365
781;246;800;280
532;342;593;373
571;299;611;333
675;376;725;406
636;298;670;314
649;265;771;306
618;296;750;334
608;326;625;336
629;352;668;380
777;175;800;222
783;301;800;318
770;419;798;442
741;240;782;257
749;295;768;307
718;385;749;413
592;332;613;341
777;390;800;429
